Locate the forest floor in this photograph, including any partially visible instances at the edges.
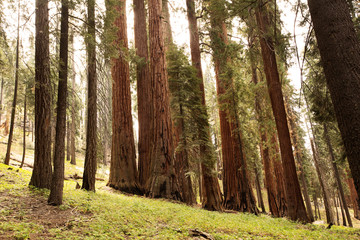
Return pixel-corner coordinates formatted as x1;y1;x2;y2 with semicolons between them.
1;135;360;239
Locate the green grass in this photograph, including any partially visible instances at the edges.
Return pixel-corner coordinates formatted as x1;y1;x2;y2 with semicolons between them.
1;164;360;239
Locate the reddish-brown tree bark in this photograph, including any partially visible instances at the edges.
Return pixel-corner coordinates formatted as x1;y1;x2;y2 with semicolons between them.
108;0;140;194
82;0;97;192
163;0;195;205
134;0;152;188
307;0;360;210
48;0;69;206
347;172;360;220
146;0;180;200
30;0;52;189
208;1;258;213
255;2;308;222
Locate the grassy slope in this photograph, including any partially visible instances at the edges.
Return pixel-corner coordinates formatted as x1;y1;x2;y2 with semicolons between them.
1;164;360;239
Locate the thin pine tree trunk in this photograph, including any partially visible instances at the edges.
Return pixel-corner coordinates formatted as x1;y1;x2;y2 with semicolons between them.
66;120;70;161
4;0;21;165
323;123;352;227
20;94;26;169
338;193;347;226
0;78;3;124
70;31;76;165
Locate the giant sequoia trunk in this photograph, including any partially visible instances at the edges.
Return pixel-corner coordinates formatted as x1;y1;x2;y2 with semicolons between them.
255;2;308;222
249;31;279;216
307;0;360;209
209;0;258;213
48;0;69;206
162;0;195;205
134;0;152;189
30;0;52;189
186;0;222;211
82;0;97;192
108;0;140;194
146;0;180;200
286;101;314;222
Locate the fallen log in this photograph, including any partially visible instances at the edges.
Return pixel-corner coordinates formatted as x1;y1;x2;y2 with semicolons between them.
10;157;33;168
189;229;214;240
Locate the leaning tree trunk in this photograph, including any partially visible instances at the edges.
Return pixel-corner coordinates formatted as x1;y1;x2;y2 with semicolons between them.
48;0;69;206
82;0;97;192
347;172;360;220
255;2;308;222
30;0;52;189
4;0;20;166
323;123;352;227
307;0;360;210
108;0;140;194
286;101;314;222
134;0;152;189
186;0;222;211
146;0;181;200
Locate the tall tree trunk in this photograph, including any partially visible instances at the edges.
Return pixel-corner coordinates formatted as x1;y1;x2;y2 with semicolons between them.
334;194;340;225
313;193;319;220
66;120;70;161
20;93;26;169
338;193;347;226
286;101;314;222
82;0;97;191
134;0;152;188
0;78;3;124
30;0;52;189
70;31;76;166
271;135;287;217
162;0;172;50
307;0;360;210
162;0;195;204
254;165;266;213
323;123;352;226
186;0;222;211
255;2;308;222
310;138;335;224
4;0;20;166
108;0;140;194
208;0;257;213
249;31;278;216
146;0;180;200
347;171;360;220
48;0;69;206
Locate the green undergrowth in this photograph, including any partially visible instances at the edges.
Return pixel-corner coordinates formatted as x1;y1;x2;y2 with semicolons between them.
1;164;360;239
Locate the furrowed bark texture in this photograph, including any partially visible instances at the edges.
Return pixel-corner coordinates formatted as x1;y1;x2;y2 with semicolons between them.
307;0;360;210
48;0;69;206
255;3;308;222
82;0;97;191
186;0;223;211
134;0;152;188
30;0;52;189
146;0;181;200
108;0;140;194
209;0;257;213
